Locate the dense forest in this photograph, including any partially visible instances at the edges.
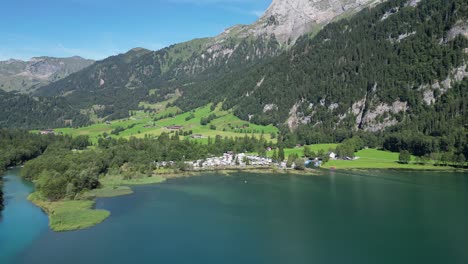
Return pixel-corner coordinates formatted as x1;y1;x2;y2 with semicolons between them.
288;79;468;159
175;0;468;158
19;132;272;201
0;0;465;156
0;129;93;210
0;90;90;129
177;0;467;124
0;130;55;211
33;36;280;121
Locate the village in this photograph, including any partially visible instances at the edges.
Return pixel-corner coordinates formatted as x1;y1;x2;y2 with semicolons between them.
38;128;357;171
154;150;346;171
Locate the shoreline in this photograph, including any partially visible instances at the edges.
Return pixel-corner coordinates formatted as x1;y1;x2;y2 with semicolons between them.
28;192;110;232
323;165;466;172
160;166;320;179
25;166;319;232
25;165;466;232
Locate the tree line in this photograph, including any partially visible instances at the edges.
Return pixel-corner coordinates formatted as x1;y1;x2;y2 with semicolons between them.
0;130;90;211
20;132;273;201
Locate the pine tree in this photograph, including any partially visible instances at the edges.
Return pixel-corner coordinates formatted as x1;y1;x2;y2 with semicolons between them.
278;147;285;162
271;149;278;162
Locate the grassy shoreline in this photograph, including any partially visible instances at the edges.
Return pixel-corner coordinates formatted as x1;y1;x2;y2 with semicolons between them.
27;161;463;232
28;192;110;232
27;166;318;232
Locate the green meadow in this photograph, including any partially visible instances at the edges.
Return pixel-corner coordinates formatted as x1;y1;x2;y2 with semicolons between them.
28;192;110;232
54;103;278;144
323;148;456;171
280;144;338;157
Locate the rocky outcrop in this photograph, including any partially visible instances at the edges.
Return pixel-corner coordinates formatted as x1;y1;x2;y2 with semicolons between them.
420;64;468;105
263;104;278;112
359;101;407;132
381;6;399;21
352;98;366;129
405;0;421;7
260;0;384;43
224;0;383;45
447;20;468;41
287;102;301;130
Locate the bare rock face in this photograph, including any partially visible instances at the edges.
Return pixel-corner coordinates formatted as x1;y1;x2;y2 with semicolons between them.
360;101;407;132
214;0;383;46
251;0;382;44
447;20;468;41
161;0;387;79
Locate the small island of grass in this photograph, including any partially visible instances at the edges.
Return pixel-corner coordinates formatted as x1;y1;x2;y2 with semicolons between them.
28;192;110;232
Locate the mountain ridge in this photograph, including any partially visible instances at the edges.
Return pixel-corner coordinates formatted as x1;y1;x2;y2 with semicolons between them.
34;0;382;120
0;56;94;92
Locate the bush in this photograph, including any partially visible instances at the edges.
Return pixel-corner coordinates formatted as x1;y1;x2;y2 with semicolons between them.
294;161;305;170
399;150;411;164
36;170;68;201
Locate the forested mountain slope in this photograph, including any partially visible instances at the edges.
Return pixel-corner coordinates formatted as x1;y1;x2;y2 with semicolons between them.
0;90;90;129
35;38;281;120
175;0;467;135
34;0;379;120
0;56;94;93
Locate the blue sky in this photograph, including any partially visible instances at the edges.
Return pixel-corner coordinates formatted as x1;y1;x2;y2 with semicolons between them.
0;0;271;61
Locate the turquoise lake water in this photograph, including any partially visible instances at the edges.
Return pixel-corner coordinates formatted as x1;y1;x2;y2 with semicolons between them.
1;169;468;263
0;168;48;263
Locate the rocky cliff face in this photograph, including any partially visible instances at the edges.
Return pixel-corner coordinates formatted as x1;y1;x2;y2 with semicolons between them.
170;0;385;78
221;0;383;44
0;56;94;92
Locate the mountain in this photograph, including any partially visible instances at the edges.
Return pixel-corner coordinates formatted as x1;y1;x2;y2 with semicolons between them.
0;89;90;129
34;0;381;120
2;0;467;157
225;0;383;44
0;56;94;92
174;0;467;148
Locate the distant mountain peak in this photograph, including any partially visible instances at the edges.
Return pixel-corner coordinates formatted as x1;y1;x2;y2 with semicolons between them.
0;56;94;93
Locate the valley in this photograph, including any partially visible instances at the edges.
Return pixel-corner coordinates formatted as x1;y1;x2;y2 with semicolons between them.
0;0;467;263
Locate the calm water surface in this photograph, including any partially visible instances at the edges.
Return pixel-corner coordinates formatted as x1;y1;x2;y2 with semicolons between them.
0;168;48;263
1;169;468;264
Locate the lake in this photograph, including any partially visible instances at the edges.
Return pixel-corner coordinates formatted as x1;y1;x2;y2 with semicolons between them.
1;169;468;264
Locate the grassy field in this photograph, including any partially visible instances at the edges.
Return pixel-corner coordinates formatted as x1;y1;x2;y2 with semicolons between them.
252;144;338;157
53;103;278;144
28;192;110;232
323;148;457;170
281;144;338;157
